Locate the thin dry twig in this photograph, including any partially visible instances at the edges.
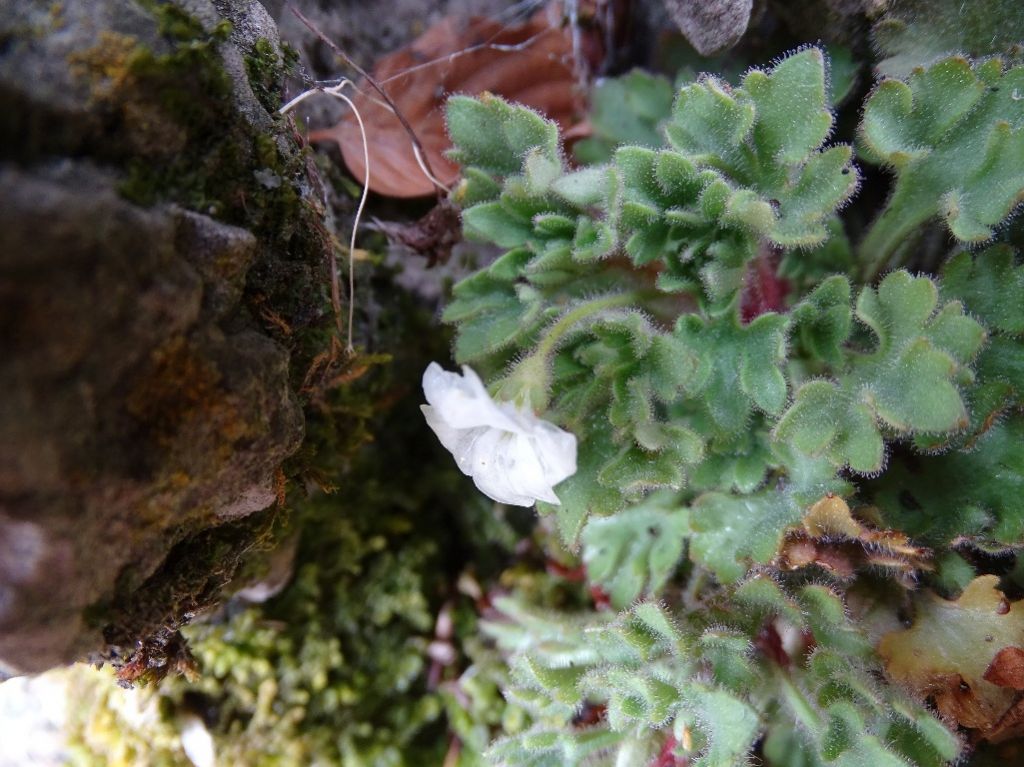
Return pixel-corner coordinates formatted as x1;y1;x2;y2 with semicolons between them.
375;27;559;87
284;1;448;199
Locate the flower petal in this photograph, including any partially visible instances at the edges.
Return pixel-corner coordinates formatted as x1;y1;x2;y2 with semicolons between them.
422;405;476;477
421;363;578;507
530;421;578;489
464;429;539;506
422;363;522;432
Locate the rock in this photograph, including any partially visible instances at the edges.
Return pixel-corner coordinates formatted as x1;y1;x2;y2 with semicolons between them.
0;167;303;674
0;0;329;674
662;0;754;55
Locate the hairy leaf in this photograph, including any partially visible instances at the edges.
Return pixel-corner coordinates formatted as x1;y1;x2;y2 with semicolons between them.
667;48;858;247
868;416;1024;548
574;70;674;164
859;57;1024;269
581;492;689;608
775;271;984;473
688;446;847;583
872;0;1024;79
673;309;790;435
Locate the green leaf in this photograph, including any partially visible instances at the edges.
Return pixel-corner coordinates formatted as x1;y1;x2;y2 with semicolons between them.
571;217;616;262
462;201;534;247
688;447;846;583
665;48;858;248
681;683;760;767
551;166;610;208
630;601;685;649
742;47;833;165
687;414;774;493
826;44;860;105
699;628;757;690
791;275;853;367
778;216;855;288
734;574;806;628
538;423;625;547
872;0;1024;79
446;94;560;176
775;380;884;474
689;492;796;584
936;249;1024;440
449;290;543;363
647;331;710;400
574;70;674;163
674;309;790;435
798;586;873;659
941;246;1024;335
859;57;1024;270
597;444;687;499
776;271;984;472
581;492;689;608
666;77;755;168
487;727;624;767
868;415;1024;547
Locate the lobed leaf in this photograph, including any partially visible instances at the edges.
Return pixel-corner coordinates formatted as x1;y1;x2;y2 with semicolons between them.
775;271;984;473
859;56;1024;269
941;246;1024;336
868;416;1024;548
666;48;858;248
688;446;847;583
879;576;1024;737
872;0;1024;79
673;309;790;435
574;70;674;164
581;492;689;608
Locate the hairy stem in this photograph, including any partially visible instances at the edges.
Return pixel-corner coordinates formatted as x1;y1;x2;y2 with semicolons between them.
535;291;651;360
859;192;932;282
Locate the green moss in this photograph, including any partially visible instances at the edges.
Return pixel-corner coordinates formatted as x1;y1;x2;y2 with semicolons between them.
245;37;286;113
75;1;332;363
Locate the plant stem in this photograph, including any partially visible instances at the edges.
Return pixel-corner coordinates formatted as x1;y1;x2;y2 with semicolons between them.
858;193;932;282
775;669;821;732
534;292;649;360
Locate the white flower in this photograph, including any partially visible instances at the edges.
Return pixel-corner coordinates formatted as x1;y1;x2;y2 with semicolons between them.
421;363;577;507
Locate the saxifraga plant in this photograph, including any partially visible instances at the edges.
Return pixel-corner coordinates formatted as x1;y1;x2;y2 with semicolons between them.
430;45;1024;766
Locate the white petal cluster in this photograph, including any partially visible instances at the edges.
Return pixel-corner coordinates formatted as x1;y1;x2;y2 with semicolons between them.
421;363;577;507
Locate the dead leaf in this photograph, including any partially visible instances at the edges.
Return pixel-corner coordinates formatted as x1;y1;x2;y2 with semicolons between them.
878;576;1024;738
373;197;463;265
985;647;1024;690
311;7;585;198
778;495;931;579
987;695;1024;743
803;494;863;538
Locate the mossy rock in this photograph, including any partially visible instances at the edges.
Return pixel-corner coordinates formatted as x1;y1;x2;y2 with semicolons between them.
0;0;336;674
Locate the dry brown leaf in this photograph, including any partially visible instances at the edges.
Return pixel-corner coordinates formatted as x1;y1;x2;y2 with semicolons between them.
778;495;931;578
878;575;1024;738
311;8;584;198
373;198;463;265
985;646;1024;690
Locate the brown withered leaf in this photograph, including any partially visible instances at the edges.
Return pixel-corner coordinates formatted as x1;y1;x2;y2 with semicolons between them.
373;197;463;265
778;495;931;579
310;8;583;198
879;576;1024;739
985;646;1024;690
